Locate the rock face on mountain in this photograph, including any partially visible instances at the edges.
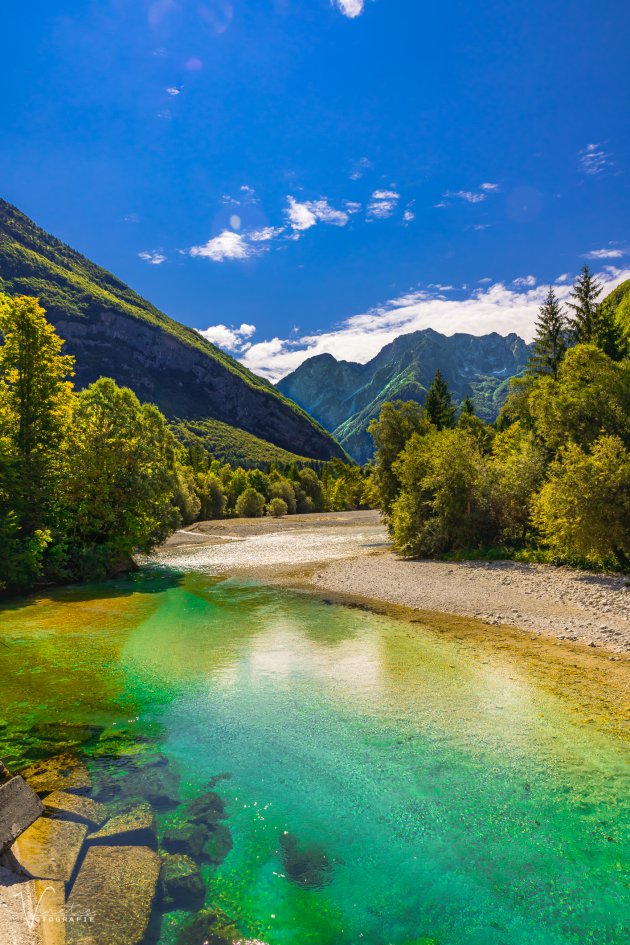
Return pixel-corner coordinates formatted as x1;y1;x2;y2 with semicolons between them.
0;199;345;462
277;329;530;462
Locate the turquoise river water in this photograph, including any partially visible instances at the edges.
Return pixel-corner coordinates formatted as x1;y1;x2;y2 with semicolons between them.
0;569;628;945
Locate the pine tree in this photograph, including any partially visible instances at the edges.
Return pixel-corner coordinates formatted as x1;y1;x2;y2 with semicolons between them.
566;265;603;343
594;299;627;362
529;286;568;377
424;369;456;430
460;394;475;416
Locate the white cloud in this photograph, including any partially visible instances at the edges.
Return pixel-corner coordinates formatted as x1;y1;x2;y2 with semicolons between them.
190;230;258;262
285;196;350;232
583;247;624;260
481;182;500;192
138;250;166;265
238;267;630;382
444;189;487;204
512;275;536;287
367;190;400;220
403;209;415;223
240;184;256;197
333;0;364;18
470;223;490;231
249;226;285;242
579;143;613;176
198;323;256;352
166;86;181;96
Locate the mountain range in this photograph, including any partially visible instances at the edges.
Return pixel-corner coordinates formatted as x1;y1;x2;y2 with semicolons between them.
277;330;531;462
0;199;345;464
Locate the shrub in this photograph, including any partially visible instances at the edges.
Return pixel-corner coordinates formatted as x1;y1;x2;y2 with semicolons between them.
266;497;288;517
235;487;265;518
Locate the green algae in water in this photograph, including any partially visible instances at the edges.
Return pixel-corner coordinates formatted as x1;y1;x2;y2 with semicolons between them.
0;572;629;945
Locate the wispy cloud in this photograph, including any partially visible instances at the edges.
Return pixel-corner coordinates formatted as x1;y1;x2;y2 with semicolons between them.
350;156;372;180
198;322;256;352
583;246;624;260
189;230;261;262
481;182;500;192
166;86;181;96
367;190;400;220
333;0;365;18
249;226;285;242
138;250;166;265
444;189;487;204
579;143;613;176
238;267;630;382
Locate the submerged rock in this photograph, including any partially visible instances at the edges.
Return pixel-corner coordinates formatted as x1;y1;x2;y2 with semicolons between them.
202;823;233;866
185;791;226;826
89;801;156;849
279;832;333;889
20;755;91;797
67;845;160;945
174;908;239;945
162;823;206;858
44;791;107;830
0;776;44;853
159;852;205;912
11;816;87;882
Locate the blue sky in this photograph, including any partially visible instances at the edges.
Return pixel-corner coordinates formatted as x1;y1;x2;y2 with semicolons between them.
2;0;629;378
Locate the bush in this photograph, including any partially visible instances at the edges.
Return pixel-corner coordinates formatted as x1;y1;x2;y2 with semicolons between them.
266;497;288;517
390;428;495;557
531;435;630;568
235;487;265;518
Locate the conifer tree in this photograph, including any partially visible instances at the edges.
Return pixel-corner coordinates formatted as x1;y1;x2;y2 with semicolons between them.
567;265;603;343
594;299;627;362
460;394;475;416
529;286;568;377
424;369;456;430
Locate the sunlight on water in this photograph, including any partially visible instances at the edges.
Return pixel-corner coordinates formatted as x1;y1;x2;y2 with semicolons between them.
1;571;628;945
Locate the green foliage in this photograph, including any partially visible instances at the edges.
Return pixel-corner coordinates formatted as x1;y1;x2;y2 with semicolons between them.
0;295;183;591
368;401;432;517
235;487;266;518
171;417;315;468
529;286;568;378
267;497;288;517
531;436;630;568
390;429;494;557
488;423;546;541
566;264;603;343
423;368;456;430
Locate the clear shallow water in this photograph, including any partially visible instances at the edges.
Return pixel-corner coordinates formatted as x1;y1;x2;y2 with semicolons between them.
0;571;628;945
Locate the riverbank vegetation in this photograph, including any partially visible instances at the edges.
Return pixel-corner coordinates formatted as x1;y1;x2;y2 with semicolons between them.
370;268;630;570
0;294;369;593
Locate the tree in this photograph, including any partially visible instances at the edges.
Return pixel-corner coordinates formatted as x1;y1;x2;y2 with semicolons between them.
268;474;297;514
594;298;627;362
58;378;180;579
424;369;456;430
235;487;265;518
197;472;226;520
0;294;74;534
566;265;603;344
529;286;568;378
390;428;495;557
368;401;431;518
527;344;630;453
173;462;201;525
460;395;475;416
266;497;288;517
531;435;630;567
488;423;546;542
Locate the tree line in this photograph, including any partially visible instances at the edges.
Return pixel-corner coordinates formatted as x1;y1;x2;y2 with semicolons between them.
0;294;369;594
369;266;630;570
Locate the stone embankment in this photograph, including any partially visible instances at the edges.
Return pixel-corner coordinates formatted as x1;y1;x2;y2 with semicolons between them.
0;751;234;945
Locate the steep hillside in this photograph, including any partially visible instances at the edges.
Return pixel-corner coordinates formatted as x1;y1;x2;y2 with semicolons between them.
172;418;316;468
0;199;345;462
277;329;530;462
